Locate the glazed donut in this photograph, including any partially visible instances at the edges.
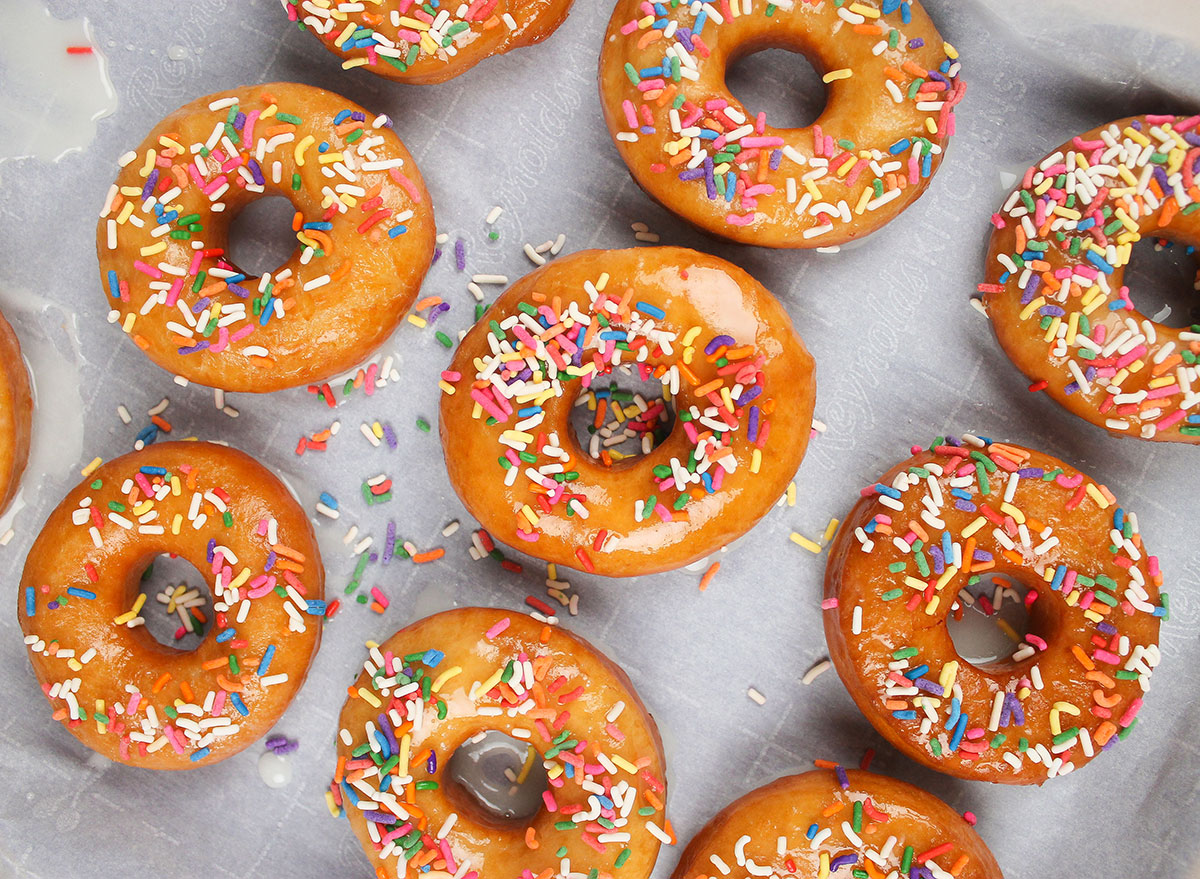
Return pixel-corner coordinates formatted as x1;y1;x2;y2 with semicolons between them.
0;308;32;516
333;607;669;879
438;247;816;577
284;0;575;84
824;435;1163;784
599;0;964;248
673;768;1001;879
982;114;1200;443
18;441;325;769
97;83;436;393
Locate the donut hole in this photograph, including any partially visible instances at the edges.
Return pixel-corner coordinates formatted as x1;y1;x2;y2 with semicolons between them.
225;195;300;279
444;730;550;828
132;554;211;651
946;574;1051;673
723;45;827;130
569;367;676;468
1122;235;1200;328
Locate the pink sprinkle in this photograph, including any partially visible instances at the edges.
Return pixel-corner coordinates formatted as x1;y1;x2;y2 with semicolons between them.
725;212;756;227
484;617;511;640
821;598;839;610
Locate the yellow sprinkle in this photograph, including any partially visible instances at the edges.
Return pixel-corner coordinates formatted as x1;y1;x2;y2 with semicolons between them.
924;596;940;616
821;68;853;83
341;57;369;69
934;566;959;591
171;513;182;535
996;619;1019;642
789;533;822;553
407;314;428;328
438;380;456;395
611;754;639;774
324;790;342;817
333;20;359;47
939;660;959;691
548;563;558;580
121;312;136;334
944;41;959;60
521;505;540;527
750;448;762;474
397;732;412;776
294;134;315;166
786;482;796;507
820;513;840;542
139;149;157;177
81;457;103;477
356;687;381;708
961;516;987;538
819;851;830;879
478;668;504;696
1085;483;1110;509
372;421;384;439
1019;296;1046;321
999;502;1026;524
431;666;462;693
317;152;345;165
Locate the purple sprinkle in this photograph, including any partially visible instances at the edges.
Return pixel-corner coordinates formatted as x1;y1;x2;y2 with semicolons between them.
248;159;265;186
351;111;365;122
48;601;60;610
1184;132;1200;148
191;297;212;314
378;712;399;753
432;247;442;265
678;168;706;182
704;156;717;200
454;239;466;271
383;422;398;450
973;549;994;562
428;302;450;324
426;750;437;774
265;550;277;571
382;521;396;565
1017;467;1044;478
835;765;849;790
206;538;217;564
747;406;760;443
141;169;159;201
908;37;925;48
227;283;249;299
769;149;782;170
677;27;694;52
1131;119;1143;131
233;111;246;132
364;810;396;825
705;334;735;356
954;499;977;512
930;546;945;574
1019;274;1041;305
830;854;858;871
1097;621;1118;636
735;385;762;407
178;341;211;355
273;739;299;755
1063;381;1080;396
266;735;288;749
914;678;944;697
1039;305;1066;317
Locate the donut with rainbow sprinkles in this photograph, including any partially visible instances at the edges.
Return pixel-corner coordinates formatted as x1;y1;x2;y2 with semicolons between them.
824;435;1163;784
599;0;964;248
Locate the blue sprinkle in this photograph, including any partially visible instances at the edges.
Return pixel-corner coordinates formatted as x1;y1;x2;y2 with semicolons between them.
257;645;276;675
190;747;211;762
319;492;339;510
306;600;326;616
24;586;34;618
635;301;666;320
388;224;408;238
216;628;235;643
67;587;96;600
108;269;121;299
230;693;249;716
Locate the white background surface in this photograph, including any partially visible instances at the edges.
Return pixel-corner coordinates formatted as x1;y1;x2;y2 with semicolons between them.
0;1;1198;877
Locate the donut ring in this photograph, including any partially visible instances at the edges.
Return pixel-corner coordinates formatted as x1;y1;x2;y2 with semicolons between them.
0;307;32;516
673;769;1002;879
824;436;1163;784
334;607;668;879
439;247;816;577
599;0;964;248
983;114;1200;443
18;442;325;769
97;83;436;393
285;0;575;84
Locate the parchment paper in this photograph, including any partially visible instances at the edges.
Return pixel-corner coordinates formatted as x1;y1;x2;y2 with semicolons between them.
1;1;1198;877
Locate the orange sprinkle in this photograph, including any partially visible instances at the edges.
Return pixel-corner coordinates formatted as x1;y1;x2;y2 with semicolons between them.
412;548;445;564
698;561;721;591
151;673;171;693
